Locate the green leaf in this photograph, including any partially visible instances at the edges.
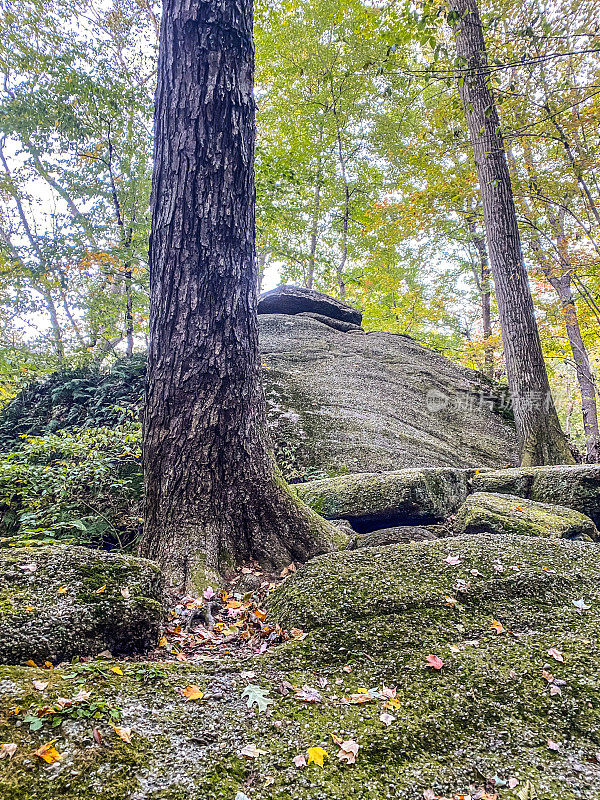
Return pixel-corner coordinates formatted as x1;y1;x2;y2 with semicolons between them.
241;684;273;713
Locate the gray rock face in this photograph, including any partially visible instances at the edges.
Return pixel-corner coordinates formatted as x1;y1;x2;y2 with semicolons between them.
472;465;600;526
453;491;599;540
295;468;471;531
260;314;518;477
0;546;164;664
258;285;362;325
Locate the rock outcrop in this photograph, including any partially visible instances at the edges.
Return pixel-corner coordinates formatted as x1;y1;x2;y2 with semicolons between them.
0;292;519;475
257;284;363;325
261;314;518;476
2;535;600;799
453;491;599;540
472;465;600;526
295;468;471;531
0;546;163;664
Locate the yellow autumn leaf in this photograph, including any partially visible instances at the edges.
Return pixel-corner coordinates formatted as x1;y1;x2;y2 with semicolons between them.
180;685;204;701
383;698;401;710
111;666;123;676
95;585;106;594
158;636;167;647
307;746;328;767
57;586;67;594
35;742;62;763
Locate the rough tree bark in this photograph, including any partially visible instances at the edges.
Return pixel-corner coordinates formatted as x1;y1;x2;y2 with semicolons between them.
141;0;337;590
450;0;573;466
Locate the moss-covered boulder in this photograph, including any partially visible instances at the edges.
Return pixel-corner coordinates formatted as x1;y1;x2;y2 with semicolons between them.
346;524;438;549
472;465;600;526
0;546;164;664
453;492;599;540
296;468;470;530
2;535;600;799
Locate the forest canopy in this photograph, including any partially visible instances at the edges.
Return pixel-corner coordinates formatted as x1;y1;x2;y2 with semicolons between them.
0;0;599;454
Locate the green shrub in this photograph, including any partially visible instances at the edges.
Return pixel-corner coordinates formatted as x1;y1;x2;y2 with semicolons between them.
0;422;143;550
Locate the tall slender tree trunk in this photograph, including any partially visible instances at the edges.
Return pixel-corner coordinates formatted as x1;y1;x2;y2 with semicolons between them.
450;0;573;466
508;144;600;462
467;217;493;378
141;0;336;591
307;176;321;290
124;266;134;357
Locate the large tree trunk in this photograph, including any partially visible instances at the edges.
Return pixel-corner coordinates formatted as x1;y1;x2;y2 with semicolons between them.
141;0;336;591
450;0;573;466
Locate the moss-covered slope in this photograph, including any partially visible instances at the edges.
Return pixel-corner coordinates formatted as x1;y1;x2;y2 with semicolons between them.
0;546;164;664
2;535;600;799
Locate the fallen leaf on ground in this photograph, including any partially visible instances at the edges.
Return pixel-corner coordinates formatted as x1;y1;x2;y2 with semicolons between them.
423;790;439;800
444;596;457;607
547;739;560;751
240;744;266;758
426;654;444;670
343;692;374;704
337;739;359;764
549;685;562;696
294;685;323;703
120;588;131;600
111;666;123;676
547;647;563;662
241;684;273;712
307;746;328;767
57;586;67;594
35;742;62;763
114;726;132;743
572;598;591;614
490;620;505;635
0;743;17;759
180;685;204;701
292;754;307;768
383;697;400;710
444;555;461;566
21;562;37;573
342;665;352;673
33;680;48;691
380;712;395;726
92;728;103;745
290;628;307;640
95;585;106;594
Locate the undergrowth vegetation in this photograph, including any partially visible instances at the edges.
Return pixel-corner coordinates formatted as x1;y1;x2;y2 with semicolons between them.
0;423;143;551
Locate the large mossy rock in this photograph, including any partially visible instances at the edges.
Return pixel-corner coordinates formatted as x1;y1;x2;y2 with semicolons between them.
0;314;518;476
0;546;164;664
472;465;600;526
453;491;599;540
295;468;470;530
2;535;600;799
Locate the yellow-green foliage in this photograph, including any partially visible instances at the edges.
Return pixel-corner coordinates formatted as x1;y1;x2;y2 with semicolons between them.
0;424;143;550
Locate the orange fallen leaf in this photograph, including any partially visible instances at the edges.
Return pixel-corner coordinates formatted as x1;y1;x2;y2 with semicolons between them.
180;685;204;701
35;742;62;763
491;620;505;635
57;586;67;595
95;585;106;594
290;628;307;640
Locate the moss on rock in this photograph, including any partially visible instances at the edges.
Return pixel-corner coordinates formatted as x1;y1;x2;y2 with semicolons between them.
0;546;164;664
472;465;600;526
453;492;599;540
295;468;471;529
3;535;600;799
